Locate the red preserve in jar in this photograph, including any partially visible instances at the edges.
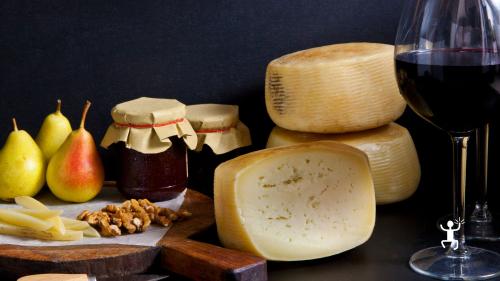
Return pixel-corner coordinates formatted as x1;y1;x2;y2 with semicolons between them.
101;97;197;201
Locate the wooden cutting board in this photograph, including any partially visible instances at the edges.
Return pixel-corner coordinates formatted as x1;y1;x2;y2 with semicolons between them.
0;189;267;281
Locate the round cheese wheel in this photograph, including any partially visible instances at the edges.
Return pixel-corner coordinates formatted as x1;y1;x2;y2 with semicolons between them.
265;42;406;133
215;141;375;261
266;123;420;204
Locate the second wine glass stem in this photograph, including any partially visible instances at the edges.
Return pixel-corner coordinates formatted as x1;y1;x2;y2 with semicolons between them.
471;123;492;223
451;135;469;255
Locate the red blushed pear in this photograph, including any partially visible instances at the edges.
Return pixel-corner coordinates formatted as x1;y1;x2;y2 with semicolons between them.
47;101;104;203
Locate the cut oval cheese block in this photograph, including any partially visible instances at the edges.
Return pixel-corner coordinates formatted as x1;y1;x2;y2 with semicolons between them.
265;42;406;133
266;123;420;204
214;141;375;261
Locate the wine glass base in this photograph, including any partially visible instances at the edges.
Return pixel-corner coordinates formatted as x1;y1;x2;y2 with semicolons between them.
410;246;500;280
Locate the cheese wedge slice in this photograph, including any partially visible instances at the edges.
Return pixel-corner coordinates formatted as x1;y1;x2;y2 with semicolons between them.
265;42;406;133
267;123;420;204
214;141;375;261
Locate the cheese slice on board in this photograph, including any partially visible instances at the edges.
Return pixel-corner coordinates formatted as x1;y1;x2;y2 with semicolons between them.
265;42;406;133
214;141;375;261
267;123;420;204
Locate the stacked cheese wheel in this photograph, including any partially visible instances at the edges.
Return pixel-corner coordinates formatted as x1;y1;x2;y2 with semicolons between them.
264;42;420;204
214;42;420;261
265;42;406;133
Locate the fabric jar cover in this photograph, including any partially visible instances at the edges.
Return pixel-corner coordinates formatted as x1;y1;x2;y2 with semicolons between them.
186;104;251;154
101;97;197;153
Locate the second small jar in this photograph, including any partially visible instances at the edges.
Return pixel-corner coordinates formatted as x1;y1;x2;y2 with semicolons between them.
186;104;252;196
101;97;198;201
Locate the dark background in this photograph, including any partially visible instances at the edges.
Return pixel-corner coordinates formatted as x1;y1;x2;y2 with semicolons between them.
1;1;500;280
0;0;403;151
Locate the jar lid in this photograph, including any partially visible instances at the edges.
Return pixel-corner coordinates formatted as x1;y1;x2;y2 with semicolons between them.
101;97;197;154
186;104;251;154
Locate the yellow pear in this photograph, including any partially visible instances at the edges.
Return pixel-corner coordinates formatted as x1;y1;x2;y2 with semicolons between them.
0;119;46;200
47;101;104;203
36;99;72;160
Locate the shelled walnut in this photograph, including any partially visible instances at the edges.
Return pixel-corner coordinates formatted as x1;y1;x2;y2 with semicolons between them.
77;199;191;237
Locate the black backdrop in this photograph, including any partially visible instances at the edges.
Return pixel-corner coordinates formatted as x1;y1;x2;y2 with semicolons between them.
0;0;497;212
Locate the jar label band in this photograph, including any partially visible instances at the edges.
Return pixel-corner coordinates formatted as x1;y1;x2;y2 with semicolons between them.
195;127;234;134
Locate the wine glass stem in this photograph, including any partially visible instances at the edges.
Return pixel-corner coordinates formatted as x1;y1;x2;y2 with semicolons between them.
451;135;469;255
471;123;492;223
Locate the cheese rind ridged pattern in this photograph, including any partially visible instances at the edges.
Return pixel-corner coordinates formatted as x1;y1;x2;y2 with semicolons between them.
265;42;406;133
214;141;375;261
266;123;420;204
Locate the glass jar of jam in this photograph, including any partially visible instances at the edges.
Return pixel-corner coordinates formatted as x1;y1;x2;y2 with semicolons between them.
186;104;252;196
101;97;197;201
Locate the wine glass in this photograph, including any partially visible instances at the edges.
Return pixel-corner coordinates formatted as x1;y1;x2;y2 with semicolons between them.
395;0;500;279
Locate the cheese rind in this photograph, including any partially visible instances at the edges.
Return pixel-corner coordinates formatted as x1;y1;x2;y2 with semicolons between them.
266;123;420;204
265;42;406;133
214;141;375;261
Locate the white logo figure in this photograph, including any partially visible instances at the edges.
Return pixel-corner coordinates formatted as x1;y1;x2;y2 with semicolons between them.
440;220;460;250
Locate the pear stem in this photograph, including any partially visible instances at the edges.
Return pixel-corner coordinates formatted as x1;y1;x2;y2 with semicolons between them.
80;100;91;129
56;99;62;113
12;118;18;131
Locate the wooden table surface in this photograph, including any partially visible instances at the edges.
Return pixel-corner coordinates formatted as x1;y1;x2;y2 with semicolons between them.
4;187;500;281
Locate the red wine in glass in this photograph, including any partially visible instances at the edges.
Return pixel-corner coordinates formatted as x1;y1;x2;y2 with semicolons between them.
396;49;500;134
